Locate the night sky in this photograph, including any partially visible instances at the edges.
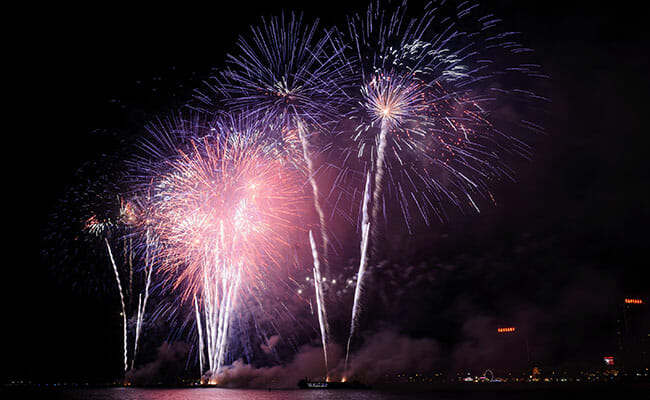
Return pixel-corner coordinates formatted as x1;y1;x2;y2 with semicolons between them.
4;0;649;384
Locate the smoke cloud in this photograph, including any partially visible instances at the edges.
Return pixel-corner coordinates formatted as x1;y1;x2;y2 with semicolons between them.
125;341;190;385
343;329;440;383
213;328;439;388
260;335;280;355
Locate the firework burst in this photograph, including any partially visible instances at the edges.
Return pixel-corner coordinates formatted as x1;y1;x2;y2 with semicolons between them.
49;0;546;384
193;13;357;377
137;113;305;380
344;0;544;232
201;12;355;268
337;0;547;377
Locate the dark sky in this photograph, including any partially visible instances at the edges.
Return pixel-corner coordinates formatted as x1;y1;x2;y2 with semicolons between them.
4;0;650;383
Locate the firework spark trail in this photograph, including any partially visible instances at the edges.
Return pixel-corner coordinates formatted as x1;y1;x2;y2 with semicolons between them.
336;1;544;378
356;70;430;250
196;260;242;383
137;116;304;380
209;13;354;271
200;258;236;381
214;267;242;380
128;238;133;309
105;1;544;383
133;261;152;365
131;229;153;370
370;119;389;245
203;269;215;377
194;295;205;375
298;121;330;263
202;269;220;380
203;222;237;381
105;238;128;372
344;171;372;378
309;230;330;378
81;200;154;374
340;0;545;239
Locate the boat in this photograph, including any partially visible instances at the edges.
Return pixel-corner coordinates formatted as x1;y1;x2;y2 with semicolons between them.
297;379;369;389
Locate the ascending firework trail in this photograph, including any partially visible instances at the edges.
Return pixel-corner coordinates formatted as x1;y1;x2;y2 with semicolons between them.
340;0;545;376
309;230;330;379
344;171;372;379
84;199;154;375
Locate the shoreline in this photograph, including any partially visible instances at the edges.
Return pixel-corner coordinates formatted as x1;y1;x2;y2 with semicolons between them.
4;381;649;392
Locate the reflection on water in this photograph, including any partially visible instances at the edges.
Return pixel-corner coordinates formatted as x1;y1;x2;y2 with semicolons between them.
1;388;435;400
3;386;645;400
82;388;404;400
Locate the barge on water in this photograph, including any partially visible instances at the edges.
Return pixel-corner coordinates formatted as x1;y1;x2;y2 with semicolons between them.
298;379;369;389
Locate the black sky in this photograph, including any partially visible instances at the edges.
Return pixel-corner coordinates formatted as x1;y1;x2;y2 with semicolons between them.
4;0;650;383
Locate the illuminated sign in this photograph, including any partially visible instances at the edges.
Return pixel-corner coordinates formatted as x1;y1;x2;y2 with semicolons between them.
603;356;614;366
625;298;644;304
497;327;516;333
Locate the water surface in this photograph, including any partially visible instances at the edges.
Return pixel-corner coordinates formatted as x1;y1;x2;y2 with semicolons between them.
2;385;647;399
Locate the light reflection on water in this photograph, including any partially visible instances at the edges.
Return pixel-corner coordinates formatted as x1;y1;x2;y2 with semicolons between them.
75;388;391;400
4;388;439;400
3;387;637;400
